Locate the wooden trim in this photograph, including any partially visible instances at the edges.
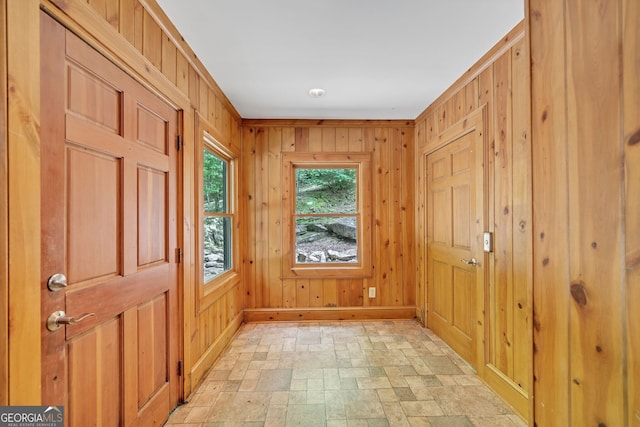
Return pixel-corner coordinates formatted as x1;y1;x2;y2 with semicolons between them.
188;311;243;392
41;0;190;111
281;152;373;279
244;306;416;322
7;0;41;404
483;364;529;419
242;119;415;128
0;0;7;407
415;21;525;123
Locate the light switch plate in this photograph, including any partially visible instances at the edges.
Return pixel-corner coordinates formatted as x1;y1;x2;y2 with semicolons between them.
483;232;493;253
368;287;376;298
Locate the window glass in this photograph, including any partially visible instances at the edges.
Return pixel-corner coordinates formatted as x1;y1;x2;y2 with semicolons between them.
294;168;358;264
203;148;232;282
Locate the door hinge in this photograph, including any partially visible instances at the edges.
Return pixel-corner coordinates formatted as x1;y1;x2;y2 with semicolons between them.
175;247;182;264
177;360;183;376
176;134;182;151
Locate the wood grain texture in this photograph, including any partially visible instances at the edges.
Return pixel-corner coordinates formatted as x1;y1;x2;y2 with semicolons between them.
565;1;624;425
0;0;8;406
529;1;571;425
242;123;415;313
624;0;640;424
7;0;41;404
414;24;531;420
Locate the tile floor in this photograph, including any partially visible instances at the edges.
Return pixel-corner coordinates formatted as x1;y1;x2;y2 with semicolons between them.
164;320;527;427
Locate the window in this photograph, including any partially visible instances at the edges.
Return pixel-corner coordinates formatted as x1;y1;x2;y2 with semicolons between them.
196;125;239;306
202;147;232;282
282;152;372;278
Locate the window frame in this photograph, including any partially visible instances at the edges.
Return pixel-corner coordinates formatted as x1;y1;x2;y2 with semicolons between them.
282;152;373;278
196;120;240;311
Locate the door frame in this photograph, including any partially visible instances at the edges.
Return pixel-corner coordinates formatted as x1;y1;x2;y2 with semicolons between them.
421;107;488;374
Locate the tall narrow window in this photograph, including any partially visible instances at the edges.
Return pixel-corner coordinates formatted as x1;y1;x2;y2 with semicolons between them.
202;141;232;283
282;152;373;278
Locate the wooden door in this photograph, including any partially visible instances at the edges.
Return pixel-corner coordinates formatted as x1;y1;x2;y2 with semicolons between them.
426;114;484;368
40;13;180;426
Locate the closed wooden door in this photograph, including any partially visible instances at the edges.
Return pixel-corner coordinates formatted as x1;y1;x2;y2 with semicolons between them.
40;13;180;426
426;113;484;368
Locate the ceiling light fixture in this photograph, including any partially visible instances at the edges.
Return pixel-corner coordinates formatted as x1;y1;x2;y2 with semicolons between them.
308;88;325;98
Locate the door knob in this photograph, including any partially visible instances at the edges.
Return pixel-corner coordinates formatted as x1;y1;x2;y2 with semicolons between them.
47;310;95;331
460;258;478;267
47;273;68;292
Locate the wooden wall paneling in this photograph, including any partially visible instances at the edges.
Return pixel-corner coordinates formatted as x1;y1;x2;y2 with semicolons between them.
267;128;283;307
373;128;390;306
402;129;416;307
308;127;322;151
323;279;338;307
119;0;135;44
215;97;223;133
362;127;376;307
295;127;309;152
322;127;336;151
161;32;177;85
492;51;514;378
464;80;478;115
198;76;208;118
209;95;218;131
142;8;161;69
175;52;188;97
624;0;640;423
337;279;350;307
7;0;41;403
415;119;427;321
336;127;348;152
350;279;364;307
348;128;363;152
255;127;267;308
510;37;532;395
180;108;195;395
0;0;7;406
88;0;107;20
565;1;624;424
243;127;257;309
188;64;199;108
529;0;571;424
281;128;296;308
389;127;404;305
296;279;310;307
309;279;323;307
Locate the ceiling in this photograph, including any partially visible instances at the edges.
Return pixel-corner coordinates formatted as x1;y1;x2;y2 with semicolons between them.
156;1;524;120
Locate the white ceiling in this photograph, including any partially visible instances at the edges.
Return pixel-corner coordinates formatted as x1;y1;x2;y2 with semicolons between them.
156;0;524;120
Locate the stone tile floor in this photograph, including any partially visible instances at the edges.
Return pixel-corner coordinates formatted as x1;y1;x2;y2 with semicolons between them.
164;320;527;427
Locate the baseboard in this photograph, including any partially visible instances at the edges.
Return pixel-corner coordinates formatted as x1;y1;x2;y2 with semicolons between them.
188;311;244;395
243;306;416;322
482;363;529;421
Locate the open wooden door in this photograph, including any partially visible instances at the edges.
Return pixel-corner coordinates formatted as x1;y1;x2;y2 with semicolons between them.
426;110;485;369
40;12;181;425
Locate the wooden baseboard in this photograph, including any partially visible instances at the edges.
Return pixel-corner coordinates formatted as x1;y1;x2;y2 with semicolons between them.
187;311;243;397
243;306;416;322
482;363;529;421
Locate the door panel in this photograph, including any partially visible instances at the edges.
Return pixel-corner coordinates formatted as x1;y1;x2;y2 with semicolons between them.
426;117;484;368
41;12;180;425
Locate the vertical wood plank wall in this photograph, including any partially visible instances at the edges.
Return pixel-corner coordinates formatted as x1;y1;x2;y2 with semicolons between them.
241;121;416;321
529;0;638;425
415;22;532;417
